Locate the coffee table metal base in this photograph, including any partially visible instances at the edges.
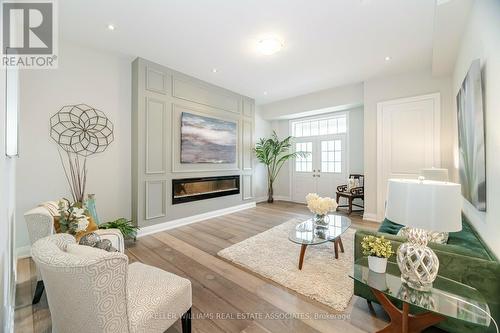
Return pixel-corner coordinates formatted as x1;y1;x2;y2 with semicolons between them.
297;236;344;270
371;288;445;333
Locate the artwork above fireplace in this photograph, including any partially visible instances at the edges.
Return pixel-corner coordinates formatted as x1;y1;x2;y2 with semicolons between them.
172;175;240;204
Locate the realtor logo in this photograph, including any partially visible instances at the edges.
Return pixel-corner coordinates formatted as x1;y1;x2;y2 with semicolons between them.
1;0;58;68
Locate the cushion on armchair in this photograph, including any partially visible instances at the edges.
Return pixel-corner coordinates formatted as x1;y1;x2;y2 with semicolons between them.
127;262;192;333
66;243;111;257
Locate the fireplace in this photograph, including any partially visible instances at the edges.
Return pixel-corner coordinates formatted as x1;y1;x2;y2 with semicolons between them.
172;175;240;204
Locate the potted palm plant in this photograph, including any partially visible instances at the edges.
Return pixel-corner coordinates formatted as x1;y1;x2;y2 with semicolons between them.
254;131;309;203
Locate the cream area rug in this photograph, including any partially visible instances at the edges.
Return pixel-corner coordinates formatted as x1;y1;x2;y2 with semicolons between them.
217;219;355;311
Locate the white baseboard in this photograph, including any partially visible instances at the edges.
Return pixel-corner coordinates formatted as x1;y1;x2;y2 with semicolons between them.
16;245;31;259
363;212;380;222
256;195;292;203
137;202;257;238
256;196;268;203
274;195;292;201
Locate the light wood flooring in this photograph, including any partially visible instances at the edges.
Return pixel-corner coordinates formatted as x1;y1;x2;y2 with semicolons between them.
14;201;435;333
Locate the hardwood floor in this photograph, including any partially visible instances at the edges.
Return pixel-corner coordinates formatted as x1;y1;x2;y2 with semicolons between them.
15;201;398;333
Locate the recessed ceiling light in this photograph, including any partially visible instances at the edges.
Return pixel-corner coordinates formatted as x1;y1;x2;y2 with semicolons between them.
212;68;217;73
263;91;268;95
107;24;115;31
385;56;392;61
256;37;284;55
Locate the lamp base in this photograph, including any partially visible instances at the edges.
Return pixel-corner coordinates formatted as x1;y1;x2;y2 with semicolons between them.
397;228;439;292
401;273;434;292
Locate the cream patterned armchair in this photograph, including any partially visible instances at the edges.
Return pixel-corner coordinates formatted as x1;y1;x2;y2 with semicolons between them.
24;203;124;304
31;234;192;333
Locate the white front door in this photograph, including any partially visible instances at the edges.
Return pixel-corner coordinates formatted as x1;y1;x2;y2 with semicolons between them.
316;137;347;198
377;93;441;220
291;114;348;203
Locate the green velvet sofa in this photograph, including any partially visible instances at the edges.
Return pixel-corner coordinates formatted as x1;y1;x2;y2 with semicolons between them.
354;215;500;333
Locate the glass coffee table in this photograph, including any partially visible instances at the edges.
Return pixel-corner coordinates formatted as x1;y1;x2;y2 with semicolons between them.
351;258;495;333
288;214;351;270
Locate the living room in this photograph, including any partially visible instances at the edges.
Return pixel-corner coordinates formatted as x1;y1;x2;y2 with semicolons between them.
1;0;499;332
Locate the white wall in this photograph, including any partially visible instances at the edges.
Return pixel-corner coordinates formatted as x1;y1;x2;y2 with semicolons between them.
452;0;500;257
363;71;455;220
16;42;133;249
260;82;363;120
254;106;272;200
348;107;364;173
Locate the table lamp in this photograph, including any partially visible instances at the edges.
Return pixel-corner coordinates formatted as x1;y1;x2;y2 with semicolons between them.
385;178;462;291
420;168;449;182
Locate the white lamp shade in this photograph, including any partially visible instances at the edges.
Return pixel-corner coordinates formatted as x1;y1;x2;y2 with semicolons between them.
385;179;462;232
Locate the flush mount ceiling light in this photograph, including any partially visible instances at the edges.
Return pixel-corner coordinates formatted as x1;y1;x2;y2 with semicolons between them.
385;56;392;61
256;37;284;55
212;68;218;73
107;24;115;31
263;91;268;95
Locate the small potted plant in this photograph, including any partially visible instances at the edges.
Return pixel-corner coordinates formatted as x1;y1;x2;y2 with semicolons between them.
361;235;394;273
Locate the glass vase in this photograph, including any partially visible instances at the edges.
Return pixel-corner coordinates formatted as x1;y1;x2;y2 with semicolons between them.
85;194;101;225
313;214;329;228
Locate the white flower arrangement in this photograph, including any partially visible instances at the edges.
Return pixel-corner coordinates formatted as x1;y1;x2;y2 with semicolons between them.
58;199;89;235
306;193;338;216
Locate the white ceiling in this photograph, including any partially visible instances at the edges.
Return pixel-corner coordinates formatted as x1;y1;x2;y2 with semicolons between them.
59;0;462;104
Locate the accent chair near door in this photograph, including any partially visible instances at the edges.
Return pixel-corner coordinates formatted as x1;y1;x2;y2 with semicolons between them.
336;174;364;215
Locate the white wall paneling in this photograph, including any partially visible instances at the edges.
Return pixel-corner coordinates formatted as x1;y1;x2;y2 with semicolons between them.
242;119;253;171
145;180;166;220
146;66;169;94
145;98;167;174
133;57;255;228
243;97;255;118
242;174;254;200
172;77;241;114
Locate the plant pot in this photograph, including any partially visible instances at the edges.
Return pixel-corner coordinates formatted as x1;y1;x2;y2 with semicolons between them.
367;270;388;290
368;256;388;273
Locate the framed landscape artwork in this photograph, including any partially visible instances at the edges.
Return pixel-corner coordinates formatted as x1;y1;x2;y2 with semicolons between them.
180;112;237;164
457;59;486;211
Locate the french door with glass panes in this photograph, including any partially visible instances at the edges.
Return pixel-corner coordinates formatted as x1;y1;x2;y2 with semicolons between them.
292;114;348;203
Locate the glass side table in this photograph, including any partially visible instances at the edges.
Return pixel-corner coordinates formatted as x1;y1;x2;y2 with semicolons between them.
351;258;496;333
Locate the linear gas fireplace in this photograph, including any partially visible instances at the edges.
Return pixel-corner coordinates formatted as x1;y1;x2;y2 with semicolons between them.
172;175;240;204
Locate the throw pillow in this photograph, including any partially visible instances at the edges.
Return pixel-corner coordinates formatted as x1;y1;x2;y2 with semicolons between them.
397;226;449;244
74;215;99;242
347;178;355;190
53;213;98;240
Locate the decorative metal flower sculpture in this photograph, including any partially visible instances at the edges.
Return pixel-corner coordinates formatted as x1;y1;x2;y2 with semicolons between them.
50;104;114;156
50;104;114;203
